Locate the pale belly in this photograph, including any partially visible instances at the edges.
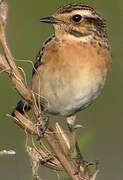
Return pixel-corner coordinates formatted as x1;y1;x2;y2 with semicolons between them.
44;76;106;116
31;65;107;117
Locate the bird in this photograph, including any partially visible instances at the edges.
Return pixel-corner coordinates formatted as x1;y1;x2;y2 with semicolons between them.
13;3;112;151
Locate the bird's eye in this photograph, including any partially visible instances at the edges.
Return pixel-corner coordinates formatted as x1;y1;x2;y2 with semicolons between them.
72;14;82;22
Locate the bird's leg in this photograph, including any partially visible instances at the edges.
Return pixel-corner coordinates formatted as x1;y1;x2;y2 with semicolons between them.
67;114;77;154
37;113;49;140
75;140;85;165
74;141;98;176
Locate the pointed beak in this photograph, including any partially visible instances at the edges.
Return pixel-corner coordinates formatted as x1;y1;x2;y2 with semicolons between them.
40;16;62;24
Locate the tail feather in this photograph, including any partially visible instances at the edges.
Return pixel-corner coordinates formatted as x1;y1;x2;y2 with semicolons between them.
12;99;31;116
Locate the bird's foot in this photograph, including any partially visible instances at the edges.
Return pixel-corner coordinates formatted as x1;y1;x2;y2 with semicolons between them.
74;141;99;177
36;113;49;140
67;115;83;154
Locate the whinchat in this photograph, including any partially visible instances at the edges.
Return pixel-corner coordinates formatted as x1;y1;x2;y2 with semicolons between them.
14;4;112;134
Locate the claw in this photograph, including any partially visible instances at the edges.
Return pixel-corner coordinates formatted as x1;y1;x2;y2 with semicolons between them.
36;115;49;140
73;124;84;129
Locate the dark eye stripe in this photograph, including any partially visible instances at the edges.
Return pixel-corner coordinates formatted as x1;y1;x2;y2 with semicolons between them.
84;16;105;27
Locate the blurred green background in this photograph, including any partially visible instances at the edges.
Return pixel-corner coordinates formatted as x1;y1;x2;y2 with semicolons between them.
0;0;122;179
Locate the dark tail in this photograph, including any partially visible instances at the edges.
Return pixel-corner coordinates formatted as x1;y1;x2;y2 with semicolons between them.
12;99;31;116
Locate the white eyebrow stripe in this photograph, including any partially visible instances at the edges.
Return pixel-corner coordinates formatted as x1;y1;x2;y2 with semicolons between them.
73;10;94;17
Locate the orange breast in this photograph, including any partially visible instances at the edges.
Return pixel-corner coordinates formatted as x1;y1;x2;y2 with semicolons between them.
31;38;112;116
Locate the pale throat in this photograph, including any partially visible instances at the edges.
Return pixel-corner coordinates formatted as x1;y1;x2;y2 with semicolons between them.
55;30;94;43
